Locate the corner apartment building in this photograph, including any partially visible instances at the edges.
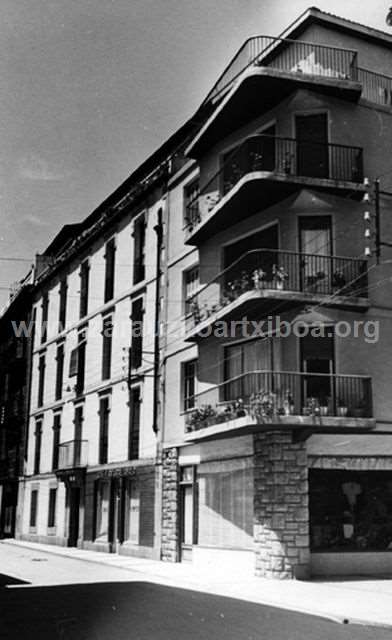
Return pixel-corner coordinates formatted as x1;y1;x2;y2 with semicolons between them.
16;137;193;556
0;276;33;538
161;8;392;578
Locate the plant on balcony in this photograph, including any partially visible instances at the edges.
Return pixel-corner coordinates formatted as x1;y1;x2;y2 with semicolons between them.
250;390;277;422
318;396;330;416
337;398;348;417
252;267;266;290
282;390;295;416
186;404;218;432
272;264;288;290
189;300;202;324
332;269;346;290
306;271;326;293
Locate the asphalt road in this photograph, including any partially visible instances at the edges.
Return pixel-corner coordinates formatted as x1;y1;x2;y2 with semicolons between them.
0;544;389;640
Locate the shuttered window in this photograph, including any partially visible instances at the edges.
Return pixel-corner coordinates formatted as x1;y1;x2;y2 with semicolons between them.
47;488;57;528
75;331;86;396
197;458;254;549
104;239;116;303
124;472;155;547
131;298;143;370
133;216;146;284
101;316;113;381
52;413;61;470
79;260;89;319
30;489;38;528
37;354;45;407
128;387;141;460
59;278;67;330
98;397;110;464
34;421;42;475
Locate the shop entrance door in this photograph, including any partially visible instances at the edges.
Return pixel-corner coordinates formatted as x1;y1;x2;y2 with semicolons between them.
68;487;80;547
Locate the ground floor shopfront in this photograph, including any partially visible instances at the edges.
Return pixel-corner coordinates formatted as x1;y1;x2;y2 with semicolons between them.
17;461;159;559
0;479;18;538
161;433;392;578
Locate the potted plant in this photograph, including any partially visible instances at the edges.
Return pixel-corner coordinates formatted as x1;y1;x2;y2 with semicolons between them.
272;264;288;290
250;390;277;421
252;267;266;290
319;396;329;416
337;398;348;417
282;390;295;416
332;269;346;290
306;271;326;293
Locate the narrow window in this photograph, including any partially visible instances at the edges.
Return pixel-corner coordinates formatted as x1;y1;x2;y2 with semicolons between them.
75;330;86;397
55;343;65;401
41;293;49;343
101;316;113;381
131;298;144;370
128;387;141;460
104;239;116;303
30;490;38;528
34;420;42;475
184;178;199;228
37;354;46;407
73;405;84;466
183;265;199;314
58;278;67;331
79;260;90;319
52;413;61;470
133;216;146;284
99;396;110;464
47;488;57;528
183;359;197;411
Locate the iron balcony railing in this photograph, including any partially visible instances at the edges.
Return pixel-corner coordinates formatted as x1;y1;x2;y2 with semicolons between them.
58;439;88;469
185;370;373;433
357;67;392;107
186;249;368;331
185;135;363;233
203;35;358;105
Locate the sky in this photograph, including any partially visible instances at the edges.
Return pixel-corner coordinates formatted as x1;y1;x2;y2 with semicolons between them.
0;0;390;307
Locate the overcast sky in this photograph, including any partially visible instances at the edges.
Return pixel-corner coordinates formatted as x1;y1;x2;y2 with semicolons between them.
0;0;390;307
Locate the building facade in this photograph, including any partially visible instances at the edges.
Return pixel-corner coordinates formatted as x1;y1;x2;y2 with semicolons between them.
0;276;33;538
161;8;392;578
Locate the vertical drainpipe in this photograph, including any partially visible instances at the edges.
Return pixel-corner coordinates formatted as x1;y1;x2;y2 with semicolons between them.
153;206;163;434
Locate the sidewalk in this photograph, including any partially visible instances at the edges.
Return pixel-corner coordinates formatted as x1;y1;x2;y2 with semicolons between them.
3;538;392;628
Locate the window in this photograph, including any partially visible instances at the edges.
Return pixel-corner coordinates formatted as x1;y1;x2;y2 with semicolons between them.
34;421;42;475
99;396;110;464
73;405;84;466
37;354;46;407
133;215;146;284
55;343;65;401
101;316;113;381
182;359;197;411
47;488;57;528
128;387;141;460
180;466;197;547
41;293;49;343
104;238;116;303
95;480;110;539
131;298;144;370
75;330;86;396
183;265;199;314
184;178;199;227
30;489;38;528
79;260;90;319
52;413;61;470
58;279;67;330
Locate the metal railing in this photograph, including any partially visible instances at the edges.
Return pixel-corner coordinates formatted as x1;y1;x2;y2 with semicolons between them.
185;370;373;432
58;439;88;469
357;67;392;107
186;249;368;331
203;36;358;105
185;134;363;234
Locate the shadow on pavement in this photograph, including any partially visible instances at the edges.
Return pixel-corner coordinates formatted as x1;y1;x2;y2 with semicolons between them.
0;581;389;640
0;573;30;587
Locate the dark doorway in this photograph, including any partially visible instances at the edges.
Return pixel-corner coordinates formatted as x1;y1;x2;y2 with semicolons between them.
68;487;80;547
301;332;335;408
296;113;329;178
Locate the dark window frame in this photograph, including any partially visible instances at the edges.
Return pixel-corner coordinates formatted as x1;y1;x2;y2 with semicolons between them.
132;215;146;284
98;396;110;465
101;315;113;381
182;359;197;411
55;342;65;401
37;354;46;407
52;413;61;470
79;260;90;319
47;487;57;528
34;420;42;475
128;387;141;460
30;489;38;528
104;238;116;303
58;278;68;330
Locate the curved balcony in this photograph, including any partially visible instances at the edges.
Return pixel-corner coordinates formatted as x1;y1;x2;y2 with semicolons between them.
184;370;374;442
185;135;364;245
188;35;392;157
185;249;369;340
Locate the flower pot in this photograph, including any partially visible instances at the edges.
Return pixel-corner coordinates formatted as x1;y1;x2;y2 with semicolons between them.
338;406;348;417
275;280;284;290
319;406;329;416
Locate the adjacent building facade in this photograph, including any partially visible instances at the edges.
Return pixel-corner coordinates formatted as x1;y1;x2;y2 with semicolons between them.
11;7;392;577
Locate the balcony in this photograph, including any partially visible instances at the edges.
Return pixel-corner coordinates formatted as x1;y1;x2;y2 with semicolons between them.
185;135;364;244
187;35;392;157
185;249;368;339
184;370;374;441
57;439;88;470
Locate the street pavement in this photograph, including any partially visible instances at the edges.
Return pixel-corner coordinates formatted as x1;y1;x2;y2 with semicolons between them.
0;541;391;639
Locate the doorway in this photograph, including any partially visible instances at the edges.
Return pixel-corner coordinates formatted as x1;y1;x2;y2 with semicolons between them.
68;487;80;547
301;332;335;408
295;113;329;178
299;216;332;293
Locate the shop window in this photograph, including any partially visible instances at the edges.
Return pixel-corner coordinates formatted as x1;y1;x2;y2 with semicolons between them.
310;470;392;552
197;458;253;549
95;480;110;539
47;488;57;528
124;475;154;547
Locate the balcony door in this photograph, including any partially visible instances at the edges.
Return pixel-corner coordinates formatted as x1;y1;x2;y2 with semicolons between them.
223;224;279;287
224;338;273;402
299;216;332;293
295;113;329;178
301;332;335;408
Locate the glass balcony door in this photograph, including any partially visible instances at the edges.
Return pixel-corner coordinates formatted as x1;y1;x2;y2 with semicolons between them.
295;113;329;178
299;216;332;294
301;332;335;410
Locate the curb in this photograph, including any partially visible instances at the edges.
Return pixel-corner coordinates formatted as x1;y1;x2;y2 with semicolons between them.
2;539;392;630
